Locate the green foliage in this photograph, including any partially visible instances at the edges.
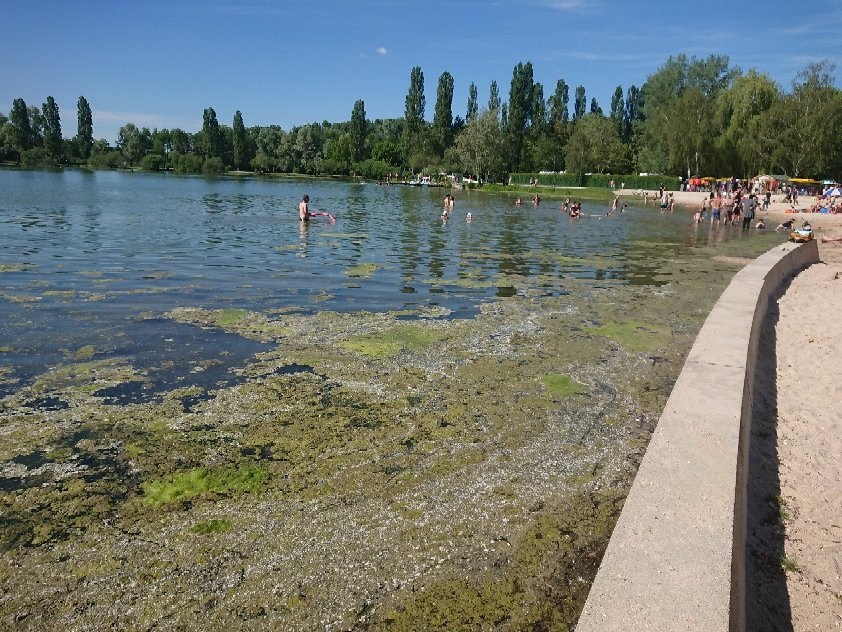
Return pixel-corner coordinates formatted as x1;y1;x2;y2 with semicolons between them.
41;96;62;160
354;158;391;179
432;71;455;155
88;150;122;169
349;99;367;163
232;110;246;170
189;518;231;534
139;154;164;171
172;151;203;173
19;147;52;167
466;82;478;123
10;98;33;152
202;156;225;174
565;113;626;175
76;96;93;159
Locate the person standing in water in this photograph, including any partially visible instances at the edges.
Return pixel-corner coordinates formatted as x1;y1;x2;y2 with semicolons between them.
299;194;311;221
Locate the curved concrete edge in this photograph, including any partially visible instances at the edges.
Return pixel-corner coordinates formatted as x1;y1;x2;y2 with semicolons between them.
576;239;820;632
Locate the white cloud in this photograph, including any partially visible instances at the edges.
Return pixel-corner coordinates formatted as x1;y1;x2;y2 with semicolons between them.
376;46;388;56
535;0;586;9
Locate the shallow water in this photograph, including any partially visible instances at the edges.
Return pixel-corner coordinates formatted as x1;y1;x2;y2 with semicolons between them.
0;168;789;629
1;168;767;398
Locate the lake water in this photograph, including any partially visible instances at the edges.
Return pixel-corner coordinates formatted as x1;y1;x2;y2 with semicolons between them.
0;168;765;401
0;168;788;628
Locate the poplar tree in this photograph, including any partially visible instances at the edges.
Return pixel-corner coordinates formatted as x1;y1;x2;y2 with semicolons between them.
42;96;62;160
201;107;221;158
432;71;454;155
403;66;425;154
507;61;533;171
232;110;246;170
466;82;478;123
349;99;367;162
549;79;570;133
609;86;624;137
9;98;33;152
77;96;93;159
573;86;587;120
590;97;603;115
488;80;500;112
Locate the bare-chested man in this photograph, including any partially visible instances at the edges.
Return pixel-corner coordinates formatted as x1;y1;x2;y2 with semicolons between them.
299;194;310;221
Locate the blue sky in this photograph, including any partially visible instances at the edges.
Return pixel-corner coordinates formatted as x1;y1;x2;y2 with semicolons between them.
2;0;840;143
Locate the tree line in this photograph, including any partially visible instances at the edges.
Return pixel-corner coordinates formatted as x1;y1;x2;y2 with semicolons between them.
1;54;840;182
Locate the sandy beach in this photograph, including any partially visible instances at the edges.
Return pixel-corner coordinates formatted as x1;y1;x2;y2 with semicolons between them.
618;189;842;239
619;188;842;628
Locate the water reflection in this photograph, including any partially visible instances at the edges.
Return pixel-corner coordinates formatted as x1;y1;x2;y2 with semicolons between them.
0;169;786;395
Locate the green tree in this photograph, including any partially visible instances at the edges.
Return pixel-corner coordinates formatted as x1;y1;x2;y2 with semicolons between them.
573;86;586;120
488;80;500;112
466;82;478;123
9;98;33;153
609;86;624;138
432;71;454;155
232;110;247;170
116;123;151;166
564;113;627;178
349;99;367;163
403;66;426;159
371;139;401;167
759;61;842;179
717;70;780;176
507;61;534;171
76;96;93;159
455;109;506;183
201;107;221;159
623;85;643;143
42;96;62;160
589;97;602;115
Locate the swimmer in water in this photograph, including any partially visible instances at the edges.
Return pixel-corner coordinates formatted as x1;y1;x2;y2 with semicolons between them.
299;194;310;221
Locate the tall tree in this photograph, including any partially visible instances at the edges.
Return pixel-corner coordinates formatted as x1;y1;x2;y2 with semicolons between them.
42;96;62;160
609;86;624;137
589;97;602;115
349;99;367;162
432;71;454;155
531;82;546;131
466;82;478;123
548;79;570;136
403;66;426;158
507;61;534;171
201;107;221;158
76;96;93;159
573;86;587;120
623;85;643;143
455;109;506;183
488;80;500;113
9;98;33;152
232;110;246;170
565;113;627;178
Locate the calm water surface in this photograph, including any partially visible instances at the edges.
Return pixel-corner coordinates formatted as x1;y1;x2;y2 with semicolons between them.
0;168;763;398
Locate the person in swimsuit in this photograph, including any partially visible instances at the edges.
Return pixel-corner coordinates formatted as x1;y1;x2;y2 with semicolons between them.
299;194;311;221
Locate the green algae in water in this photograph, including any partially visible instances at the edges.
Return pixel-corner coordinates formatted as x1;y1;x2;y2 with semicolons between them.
189;518;231;534
142;465;268;506
340;325;443;357
585;320;671;353
213;308;249;327
541;373;585;398
344;262;378;278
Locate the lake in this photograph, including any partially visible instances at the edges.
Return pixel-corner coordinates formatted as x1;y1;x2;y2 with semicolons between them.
0;168;784;629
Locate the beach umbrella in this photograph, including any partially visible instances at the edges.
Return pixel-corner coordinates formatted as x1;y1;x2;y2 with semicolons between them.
826;187;842;197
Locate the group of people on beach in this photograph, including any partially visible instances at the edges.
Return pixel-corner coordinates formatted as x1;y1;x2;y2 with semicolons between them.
694;189;759;229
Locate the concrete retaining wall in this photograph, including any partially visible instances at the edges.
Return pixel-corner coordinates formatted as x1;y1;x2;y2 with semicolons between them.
576;239;819;632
